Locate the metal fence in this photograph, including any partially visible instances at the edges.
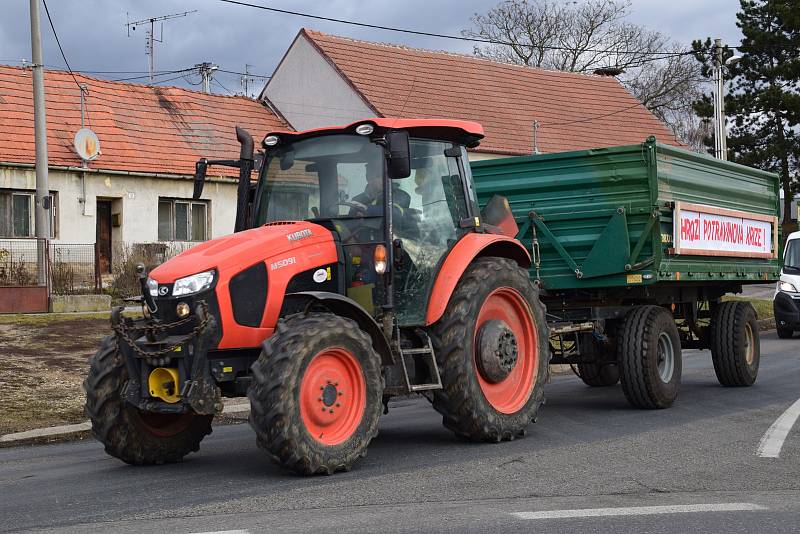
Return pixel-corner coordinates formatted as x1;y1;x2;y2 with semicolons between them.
0;239;195;297
50;243;101;294
0;238;49;288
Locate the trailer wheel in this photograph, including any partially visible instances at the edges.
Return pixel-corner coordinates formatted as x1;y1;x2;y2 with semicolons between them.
431;257;549;442
84;336;213;465
577;363;620;387
710;301;760;386
576;334;619;387
248;313;382;475
618;306;682;409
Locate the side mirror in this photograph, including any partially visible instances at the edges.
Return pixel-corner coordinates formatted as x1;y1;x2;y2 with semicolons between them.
386;130;411;179
193;159;207;200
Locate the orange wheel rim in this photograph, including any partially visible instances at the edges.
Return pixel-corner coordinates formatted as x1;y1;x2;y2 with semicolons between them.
300;348;366;445
474;287;538;414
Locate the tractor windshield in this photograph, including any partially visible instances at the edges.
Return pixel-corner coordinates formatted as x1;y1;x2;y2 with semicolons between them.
253;135;384;224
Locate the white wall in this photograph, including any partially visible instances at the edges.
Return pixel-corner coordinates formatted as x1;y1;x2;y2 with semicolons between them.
262;34;375;131
0;165;239;246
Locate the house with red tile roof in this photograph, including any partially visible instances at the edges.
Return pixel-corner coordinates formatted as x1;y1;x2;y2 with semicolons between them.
260;29;680;159
0;66;286;271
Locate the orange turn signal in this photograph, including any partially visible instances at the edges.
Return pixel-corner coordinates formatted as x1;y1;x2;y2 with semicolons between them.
374;244;387;274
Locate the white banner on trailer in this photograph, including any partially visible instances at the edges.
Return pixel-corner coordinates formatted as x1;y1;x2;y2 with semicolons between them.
672;202;777;259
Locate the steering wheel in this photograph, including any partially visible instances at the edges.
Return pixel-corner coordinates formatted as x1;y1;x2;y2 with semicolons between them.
335;200;368;214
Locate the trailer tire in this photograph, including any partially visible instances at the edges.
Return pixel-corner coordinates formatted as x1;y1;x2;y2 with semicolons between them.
577;363;620;387
618;306;682;409
248;313;382;475
431;257;549;442
576;333;619;387
710;301;759;386
84;336;213;465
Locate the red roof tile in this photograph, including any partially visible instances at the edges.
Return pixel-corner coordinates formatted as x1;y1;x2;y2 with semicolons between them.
301;29;681;156
0;66;288;176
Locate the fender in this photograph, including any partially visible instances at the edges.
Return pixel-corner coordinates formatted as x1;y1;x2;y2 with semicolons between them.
425;233;531;325
284;291;394;366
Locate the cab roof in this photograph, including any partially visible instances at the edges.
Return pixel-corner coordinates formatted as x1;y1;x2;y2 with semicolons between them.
263;118;485;148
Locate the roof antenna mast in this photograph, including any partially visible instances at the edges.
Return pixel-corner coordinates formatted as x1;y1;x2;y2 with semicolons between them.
125;10;197;83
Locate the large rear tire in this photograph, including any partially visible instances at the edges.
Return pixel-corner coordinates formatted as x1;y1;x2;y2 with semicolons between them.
84;336;213;465
431;257;549;442
248;313;383;475
710;301;759;386
618;306;682;409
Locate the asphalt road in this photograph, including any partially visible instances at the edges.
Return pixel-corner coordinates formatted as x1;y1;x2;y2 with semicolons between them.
2;332;799;533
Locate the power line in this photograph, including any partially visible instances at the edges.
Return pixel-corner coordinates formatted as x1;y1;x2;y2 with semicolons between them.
545;102;644;127
40;0;82;91
212;78;234;94
217;0;693;60
109;68;195;82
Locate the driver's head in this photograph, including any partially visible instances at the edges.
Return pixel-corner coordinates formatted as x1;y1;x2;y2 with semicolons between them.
364;161;382;198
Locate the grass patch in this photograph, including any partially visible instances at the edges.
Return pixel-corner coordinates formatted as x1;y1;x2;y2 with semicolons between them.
722;296;773;319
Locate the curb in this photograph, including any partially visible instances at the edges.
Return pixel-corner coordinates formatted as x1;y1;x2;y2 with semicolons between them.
0;400;252;445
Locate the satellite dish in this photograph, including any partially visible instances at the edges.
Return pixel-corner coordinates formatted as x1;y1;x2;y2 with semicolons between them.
73;128;101;161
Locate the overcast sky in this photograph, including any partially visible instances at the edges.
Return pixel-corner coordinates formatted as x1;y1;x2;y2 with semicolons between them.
1;0;743;96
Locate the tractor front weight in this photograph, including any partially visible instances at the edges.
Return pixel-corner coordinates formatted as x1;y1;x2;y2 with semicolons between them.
111;303;223;417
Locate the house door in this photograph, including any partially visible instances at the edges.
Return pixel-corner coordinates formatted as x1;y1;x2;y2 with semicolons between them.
96;200;112;274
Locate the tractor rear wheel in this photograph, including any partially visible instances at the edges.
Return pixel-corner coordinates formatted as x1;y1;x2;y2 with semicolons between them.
84;336;213;465
431;257;549;442
248;313;382;475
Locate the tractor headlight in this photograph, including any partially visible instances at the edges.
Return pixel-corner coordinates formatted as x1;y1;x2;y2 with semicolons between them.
778;281;798;293
146;277;158;297
172;270;215;297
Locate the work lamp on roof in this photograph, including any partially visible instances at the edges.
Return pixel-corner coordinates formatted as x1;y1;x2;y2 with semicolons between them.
264;135;280;146
355;123;374;135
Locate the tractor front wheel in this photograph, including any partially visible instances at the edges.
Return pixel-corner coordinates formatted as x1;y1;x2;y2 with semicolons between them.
431;257;549;442
84;336;213;465
248;313;383;475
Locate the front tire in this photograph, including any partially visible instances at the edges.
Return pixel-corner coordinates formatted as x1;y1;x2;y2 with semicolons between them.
710;301;760;386
776;325;794;339
84;336;213;465
431;257;549;442
248;313;383;475
618;306;682;409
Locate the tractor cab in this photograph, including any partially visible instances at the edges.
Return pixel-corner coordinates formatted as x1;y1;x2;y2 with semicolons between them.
249;119;484;325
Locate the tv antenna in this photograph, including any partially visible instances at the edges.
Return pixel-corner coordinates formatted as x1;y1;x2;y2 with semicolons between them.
126;10;197;83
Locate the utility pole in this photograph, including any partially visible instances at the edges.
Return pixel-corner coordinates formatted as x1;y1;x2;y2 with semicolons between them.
197;62;218;94
29;0;50;284
711;39;741;161
126;10;197;82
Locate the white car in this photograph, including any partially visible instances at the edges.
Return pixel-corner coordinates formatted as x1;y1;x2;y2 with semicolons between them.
774;231;800;338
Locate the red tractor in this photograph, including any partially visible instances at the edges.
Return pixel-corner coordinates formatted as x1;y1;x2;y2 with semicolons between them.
84;119;548;474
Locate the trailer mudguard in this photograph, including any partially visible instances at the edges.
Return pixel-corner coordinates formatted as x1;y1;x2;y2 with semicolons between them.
425;233;531;325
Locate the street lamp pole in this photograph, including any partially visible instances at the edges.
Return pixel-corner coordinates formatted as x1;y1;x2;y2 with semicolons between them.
713;38;727;161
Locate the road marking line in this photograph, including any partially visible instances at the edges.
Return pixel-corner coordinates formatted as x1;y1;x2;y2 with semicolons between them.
189;530;250;534
757;398;800;458
511;503;766;520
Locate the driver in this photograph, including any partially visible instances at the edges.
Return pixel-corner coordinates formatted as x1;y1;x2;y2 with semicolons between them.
350;161;411;223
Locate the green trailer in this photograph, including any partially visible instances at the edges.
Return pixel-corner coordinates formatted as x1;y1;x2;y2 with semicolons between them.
472;136;781;408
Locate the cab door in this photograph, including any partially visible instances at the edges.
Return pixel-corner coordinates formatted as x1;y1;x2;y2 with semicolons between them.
391;140;472;325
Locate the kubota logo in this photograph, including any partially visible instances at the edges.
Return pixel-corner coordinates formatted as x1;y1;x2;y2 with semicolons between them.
287;229;312;241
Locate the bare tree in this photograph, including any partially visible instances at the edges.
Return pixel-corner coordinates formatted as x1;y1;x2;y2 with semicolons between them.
463;0;705;147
